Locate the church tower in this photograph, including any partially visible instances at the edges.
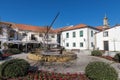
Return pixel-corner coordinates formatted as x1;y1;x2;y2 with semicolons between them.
103;15;110;30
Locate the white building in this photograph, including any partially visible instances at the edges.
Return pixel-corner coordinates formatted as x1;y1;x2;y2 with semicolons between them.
13;24;58;47
0;22;12;50
96;25;120;51
0;22;58;50
60;24;99;50
95;16;120;51
2;15;120;52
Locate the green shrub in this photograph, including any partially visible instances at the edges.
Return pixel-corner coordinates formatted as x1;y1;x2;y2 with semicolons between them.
91;50;102;56
114;53;120;62
7;48;21;54
85;61;118;80
0;59;30;78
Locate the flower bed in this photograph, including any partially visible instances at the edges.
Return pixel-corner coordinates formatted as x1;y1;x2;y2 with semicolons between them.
91;50;114;61
100;56;114;61
7;70;89;80
2;53;11;57
0;53;11;60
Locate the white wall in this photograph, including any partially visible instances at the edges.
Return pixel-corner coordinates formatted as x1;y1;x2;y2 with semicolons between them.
0;24;8;40
0;24;10;49
96;26;120;51
88;28;98;50
17;30;57;44
60;27;98;50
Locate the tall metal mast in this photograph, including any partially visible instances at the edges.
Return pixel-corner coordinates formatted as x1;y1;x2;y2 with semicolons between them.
45;12;60;51
45;12;60;36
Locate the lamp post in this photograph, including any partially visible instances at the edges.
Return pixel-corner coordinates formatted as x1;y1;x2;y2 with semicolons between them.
111;38;117;52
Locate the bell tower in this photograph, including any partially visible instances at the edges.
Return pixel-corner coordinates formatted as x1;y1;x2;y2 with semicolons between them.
103;14;109;30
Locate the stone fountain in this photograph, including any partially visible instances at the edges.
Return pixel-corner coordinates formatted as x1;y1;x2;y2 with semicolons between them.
27;13;77;62
27;48;77;62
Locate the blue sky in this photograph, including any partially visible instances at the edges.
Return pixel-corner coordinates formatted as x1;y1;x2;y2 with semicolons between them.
0;0;120;29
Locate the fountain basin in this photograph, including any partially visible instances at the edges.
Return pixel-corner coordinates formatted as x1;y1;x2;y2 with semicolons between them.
27;51;77;62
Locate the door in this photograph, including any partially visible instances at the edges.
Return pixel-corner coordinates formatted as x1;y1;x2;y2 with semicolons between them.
104;41;109;51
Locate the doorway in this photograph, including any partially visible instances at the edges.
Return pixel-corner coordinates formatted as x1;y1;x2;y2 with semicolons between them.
104;41;109;51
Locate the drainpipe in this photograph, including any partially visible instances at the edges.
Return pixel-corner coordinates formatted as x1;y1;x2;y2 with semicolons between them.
94;32;97;50
87;28;89;50
113;39;116;51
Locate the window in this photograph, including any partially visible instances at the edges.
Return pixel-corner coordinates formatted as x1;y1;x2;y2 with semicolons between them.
91;31;93;37
80;42;83;47
103;31;108;37
51;35;55;38
73;32;76;37
31;34;37;41
22;33;27;36
66;33;69;38
66;43;69;47
91;42;94;47
39;34;43;37
9;30;15;38
73;42;76;47
80;30;83;37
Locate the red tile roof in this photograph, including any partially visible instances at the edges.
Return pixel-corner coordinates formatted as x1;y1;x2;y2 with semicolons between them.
14;24;46;32
0;22;99;33
55;24;88;33
96;26;103;31
54;26;71;33
0;22;55;33
63;24;87;31
96;26;111;31
0;22;56;33
0;22;12;26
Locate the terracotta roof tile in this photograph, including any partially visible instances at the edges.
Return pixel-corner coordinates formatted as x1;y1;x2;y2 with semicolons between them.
54;26;70;33
0;22;56;33
62;24;87;31
55;24;89;33
96;26;103;31
0;22;98;33
0;22;12;26
13;24;55;33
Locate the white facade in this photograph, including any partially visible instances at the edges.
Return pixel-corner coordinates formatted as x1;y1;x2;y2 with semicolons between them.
0;24;11;50
0;22;58;50
60;27;98;50
12;29;58;45
96;25;120;51
4;20;120;52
